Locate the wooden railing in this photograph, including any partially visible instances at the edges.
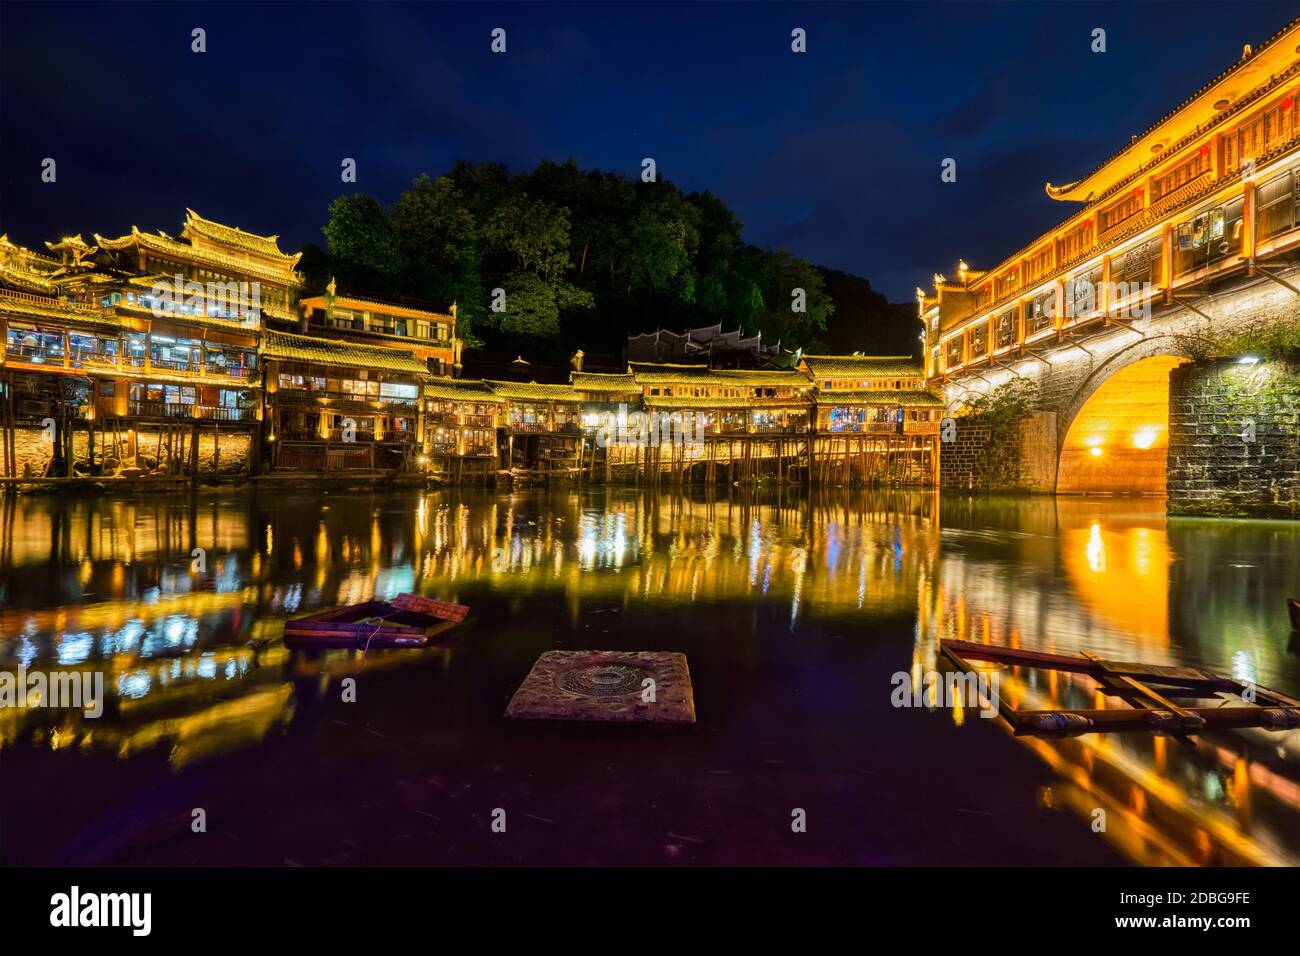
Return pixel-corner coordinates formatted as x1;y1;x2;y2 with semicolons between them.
508;422;581;434
128;401;255;422
0;289;103;313
820;421;941;436
273;441;416;472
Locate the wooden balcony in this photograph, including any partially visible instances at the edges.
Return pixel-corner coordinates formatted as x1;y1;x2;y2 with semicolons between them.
819;421;940;436
508;422;581;435
324;429;415;444
128;401;256;423
0;289;103;313
273;440;416;472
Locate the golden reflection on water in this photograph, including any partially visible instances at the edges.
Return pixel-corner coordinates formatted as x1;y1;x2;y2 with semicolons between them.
917;497;1300;866
1062;512;1171;646
1;489;1297;865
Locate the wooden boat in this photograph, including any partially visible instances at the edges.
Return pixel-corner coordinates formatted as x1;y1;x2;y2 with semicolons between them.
1288;597;1300;631
940;639;1300;738
391;592;469;622
284;595;468;649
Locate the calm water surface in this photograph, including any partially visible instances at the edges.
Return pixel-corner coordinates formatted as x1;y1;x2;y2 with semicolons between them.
1;489;1297;865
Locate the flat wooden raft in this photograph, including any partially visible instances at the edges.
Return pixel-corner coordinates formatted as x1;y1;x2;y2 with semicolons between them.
940;639;1300;737
284;595;467;649
505;651;696;723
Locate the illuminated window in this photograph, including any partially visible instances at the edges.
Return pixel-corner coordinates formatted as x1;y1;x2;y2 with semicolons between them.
1173;196;1244;275
1151;151;1209;200
995;310;1016;348
1257;166;1299;240
1026;290;1054;334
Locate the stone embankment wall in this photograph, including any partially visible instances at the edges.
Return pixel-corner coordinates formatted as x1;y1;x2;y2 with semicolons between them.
1167;356;1300;518
939;410;1057;493
7;426;251;479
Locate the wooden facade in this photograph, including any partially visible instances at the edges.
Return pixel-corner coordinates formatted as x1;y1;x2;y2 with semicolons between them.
261;330;426;473
0;212;942;489
487;381;583;479
423;378;501;483
297;292;459;376
923;20;1300;384
1;215;279;482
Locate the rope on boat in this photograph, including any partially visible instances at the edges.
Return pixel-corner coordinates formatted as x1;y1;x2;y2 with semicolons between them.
1260;707;1300;730
1027;712;1093;736
352;615;389;656
1147;709;1206;733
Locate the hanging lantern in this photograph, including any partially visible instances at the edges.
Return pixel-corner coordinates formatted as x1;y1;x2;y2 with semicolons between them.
1283;95;1294;113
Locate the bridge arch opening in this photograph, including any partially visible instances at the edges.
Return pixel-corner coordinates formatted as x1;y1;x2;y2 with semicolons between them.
1057;355;1190;495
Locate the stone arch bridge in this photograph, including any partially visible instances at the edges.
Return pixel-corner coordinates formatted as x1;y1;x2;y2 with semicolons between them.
938;263;1300;512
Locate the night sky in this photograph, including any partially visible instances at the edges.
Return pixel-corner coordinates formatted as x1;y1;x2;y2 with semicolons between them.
2;1;1296;302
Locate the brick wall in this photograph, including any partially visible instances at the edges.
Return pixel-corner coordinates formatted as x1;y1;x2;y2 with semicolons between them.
1168;355;1300;517
939;411;1057;492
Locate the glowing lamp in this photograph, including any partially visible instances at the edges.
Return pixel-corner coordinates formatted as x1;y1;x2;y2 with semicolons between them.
1089;447;1103;457
1132;427;1159;450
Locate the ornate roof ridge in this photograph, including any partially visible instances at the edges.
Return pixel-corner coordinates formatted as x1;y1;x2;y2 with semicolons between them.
1045;17;1300;201
95;227;301;285
183;209;297;263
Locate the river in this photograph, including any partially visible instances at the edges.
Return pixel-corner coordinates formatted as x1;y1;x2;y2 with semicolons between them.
1;489;1296;865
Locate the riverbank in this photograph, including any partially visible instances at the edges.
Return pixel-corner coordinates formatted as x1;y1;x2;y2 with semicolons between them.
0;471;941;496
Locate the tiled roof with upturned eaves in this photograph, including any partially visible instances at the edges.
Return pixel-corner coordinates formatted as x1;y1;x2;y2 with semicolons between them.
301;292;454;322
182;209;299;264
571;371;639;392
812;390;943;407
939;20;1300;332
641;394;809;410
0;291;126;334
96;228;300;286
0;262;59;294
800;355;922;378
1045;17;1300;202
260;329;428;376
628;362;808;386
424;379;502;402
484;380;582;403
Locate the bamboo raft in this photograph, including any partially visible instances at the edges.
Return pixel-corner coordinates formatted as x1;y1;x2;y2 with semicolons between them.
940;639;1300;737
283;594;468;649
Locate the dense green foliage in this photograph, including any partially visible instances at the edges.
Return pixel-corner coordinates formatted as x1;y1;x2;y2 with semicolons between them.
303;160;914;361
1174;317;1300;360
959;378;1038;440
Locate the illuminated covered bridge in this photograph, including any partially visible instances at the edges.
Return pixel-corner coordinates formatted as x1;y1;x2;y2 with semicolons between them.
920;19;1300;512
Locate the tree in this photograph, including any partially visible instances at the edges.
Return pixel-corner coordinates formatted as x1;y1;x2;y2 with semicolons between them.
392;174;484;344
818;268;919;357
491;270;593;340
621;206;694;299
321;194;399;292
730;247;833;348
480;193;572;281
311;160;910;362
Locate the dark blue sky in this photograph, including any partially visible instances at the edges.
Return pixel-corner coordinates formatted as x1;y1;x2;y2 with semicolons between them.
2;1;1297;301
